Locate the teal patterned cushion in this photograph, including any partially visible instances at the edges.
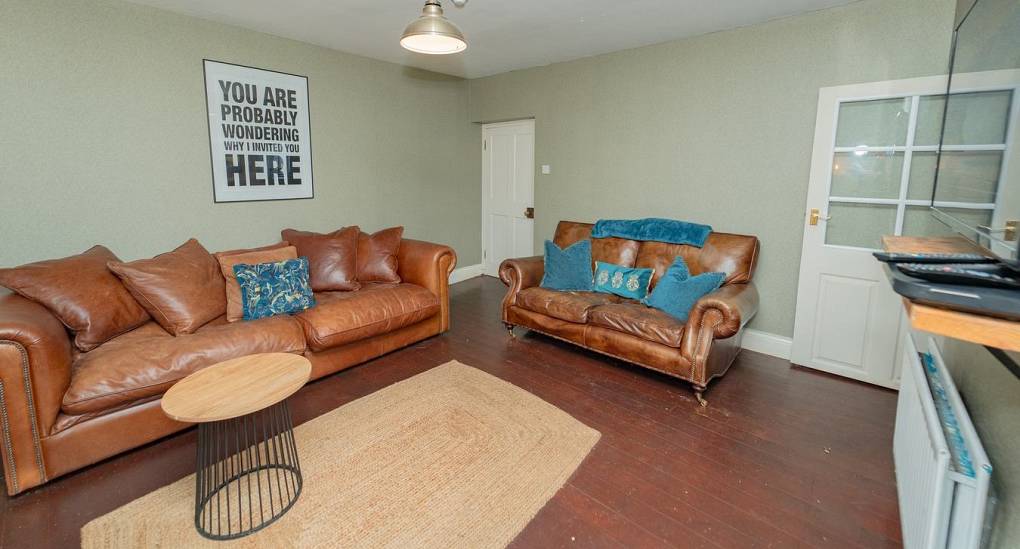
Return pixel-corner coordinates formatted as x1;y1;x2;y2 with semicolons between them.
593;261;654;300
232;258;316;321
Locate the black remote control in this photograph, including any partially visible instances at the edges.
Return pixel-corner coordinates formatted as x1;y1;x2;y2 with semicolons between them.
873;252;997;264
896;263;1020;290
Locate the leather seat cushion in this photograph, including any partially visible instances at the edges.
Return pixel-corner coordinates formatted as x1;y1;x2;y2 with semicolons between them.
588;302;686;348
62;315;306;415
296;283;438;352
516;287;621;323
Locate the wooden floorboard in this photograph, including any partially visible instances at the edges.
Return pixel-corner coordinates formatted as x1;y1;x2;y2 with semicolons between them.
0;276;902;548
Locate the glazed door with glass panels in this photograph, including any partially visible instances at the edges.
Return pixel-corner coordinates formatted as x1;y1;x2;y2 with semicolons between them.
482;120;535;276
792;76;1013;388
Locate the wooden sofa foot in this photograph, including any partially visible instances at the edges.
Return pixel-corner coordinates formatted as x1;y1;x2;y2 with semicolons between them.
504;323;516;339
694;386;708;407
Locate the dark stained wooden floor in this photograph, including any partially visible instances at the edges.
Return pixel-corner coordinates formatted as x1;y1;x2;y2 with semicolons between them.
0;276;902;548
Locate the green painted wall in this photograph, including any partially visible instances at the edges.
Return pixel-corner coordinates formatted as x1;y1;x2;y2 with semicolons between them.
0;0;480;267
467;0;956;337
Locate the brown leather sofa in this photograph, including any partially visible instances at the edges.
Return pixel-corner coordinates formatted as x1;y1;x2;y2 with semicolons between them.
0;238;455;495
500;221;758;406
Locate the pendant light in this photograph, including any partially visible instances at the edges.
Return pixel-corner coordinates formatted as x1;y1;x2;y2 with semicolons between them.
400;0;468;55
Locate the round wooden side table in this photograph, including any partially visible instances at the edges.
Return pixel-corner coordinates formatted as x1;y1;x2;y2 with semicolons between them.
161;353;312;541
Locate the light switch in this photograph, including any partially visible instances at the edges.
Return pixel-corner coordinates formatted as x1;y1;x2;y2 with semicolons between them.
541;165;551;175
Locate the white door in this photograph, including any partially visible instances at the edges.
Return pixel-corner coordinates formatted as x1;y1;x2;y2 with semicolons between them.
482;119;535;276
792;74;1018;388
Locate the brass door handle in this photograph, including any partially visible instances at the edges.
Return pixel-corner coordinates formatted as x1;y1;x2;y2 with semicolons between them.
978;220;1017;241
809;208;831;226
524;207;535;219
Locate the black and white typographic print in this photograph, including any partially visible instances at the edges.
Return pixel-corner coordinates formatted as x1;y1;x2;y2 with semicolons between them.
204;60;314;202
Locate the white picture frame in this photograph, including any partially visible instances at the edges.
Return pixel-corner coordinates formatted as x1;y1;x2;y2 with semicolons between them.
203;60;314;203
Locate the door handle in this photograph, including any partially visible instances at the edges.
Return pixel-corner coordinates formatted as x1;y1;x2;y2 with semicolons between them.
524;207;535;219
978;220;1017;241
809;208;831;226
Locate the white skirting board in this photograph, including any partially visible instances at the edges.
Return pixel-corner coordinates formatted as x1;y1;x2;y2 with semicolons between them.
448;269;793;362
740;329;793;361
449;264;484;284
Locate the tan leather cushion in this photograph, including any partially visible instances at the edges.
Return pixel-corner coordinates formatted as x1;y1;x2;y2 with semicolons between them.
0;245;150;351
62;315;306;414
215;243;297;322
634;241;700;291
551;221;640;269
281;227;361;291
296;283;437;351
588;302;686;348
107;239;226;336
516;287;621;323
357;227;403;283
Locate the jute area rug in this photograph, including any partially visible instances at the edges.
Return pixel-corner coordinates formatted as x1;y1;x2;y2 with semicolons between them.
81;360;600;548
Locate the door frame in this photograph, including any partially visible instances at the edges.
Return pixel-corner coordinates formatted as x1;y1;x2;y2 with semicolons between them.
481;118;536;276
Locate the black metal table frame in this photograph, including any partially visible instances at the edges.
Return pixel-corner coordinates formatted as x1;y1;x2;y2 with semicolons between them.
194;399;303;540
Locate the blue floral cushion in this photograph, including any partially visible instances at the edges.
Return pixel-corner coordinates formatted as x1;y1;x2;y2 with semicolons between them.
642;257;725;322
593;261;654;300
232;258;316;321
540;239;594;291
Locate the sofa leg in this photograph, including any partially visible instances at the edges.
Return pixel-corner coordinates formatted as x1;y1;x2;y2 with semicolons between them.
693;385;708;407
504;323;516;339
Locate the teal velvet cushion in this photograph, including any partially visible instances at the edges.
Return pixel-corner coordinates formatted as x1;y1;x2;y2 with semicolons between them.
540;239;594;291
594;261;654;300
643;257;725;322
232;257;316;321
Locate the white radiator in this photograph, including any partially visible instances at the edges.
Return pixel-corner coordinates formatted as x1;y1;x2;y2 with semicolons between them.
894;335;994;549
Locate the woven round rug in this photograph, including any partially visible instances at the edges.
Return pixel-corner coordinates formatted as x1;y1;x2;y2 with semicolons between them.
81;360;600;548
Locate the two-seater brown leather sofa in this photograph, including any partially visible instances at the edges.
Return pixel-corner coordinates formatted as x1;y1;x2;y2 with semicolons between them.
0;238;455;495
500;221;758;406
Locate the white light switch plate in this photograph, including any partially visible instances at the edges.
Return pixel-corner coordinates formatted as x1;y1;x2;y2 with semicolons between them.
541;165;551;175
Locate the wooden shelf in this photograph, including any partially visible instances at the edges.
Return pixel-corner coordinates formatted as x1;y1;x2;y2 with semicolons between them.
882;235;1020;353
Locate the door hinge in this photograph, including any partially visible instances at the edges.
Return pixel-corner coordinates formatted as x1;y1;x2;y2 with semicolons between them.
483;249;487;259
483;140;486;150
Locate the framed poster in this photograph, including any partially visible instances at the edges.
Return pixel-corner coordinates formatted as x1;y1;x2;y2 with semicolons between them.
203;60;314;203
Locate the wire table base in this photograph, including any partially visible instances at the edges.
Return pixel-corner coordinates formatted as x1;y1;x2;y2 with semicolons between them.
194;400;303;540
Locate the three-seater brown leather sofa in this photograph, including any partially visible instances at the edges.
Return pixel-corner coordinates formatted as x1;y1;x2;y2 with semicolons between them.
500;221;758;405
0;238;455;495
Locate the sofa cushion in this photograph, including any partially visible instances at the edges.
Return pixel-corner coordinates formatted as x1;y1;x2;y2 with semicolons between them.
214;242;296;322
296;283;438;351
516;287;620;324
592;237;641;268
233;257;316;320
588;303;686;348
0;246;151;352
357;227;403;283
540;239;593;292
62;315;306;415
281;227;361;291
107;239;226;335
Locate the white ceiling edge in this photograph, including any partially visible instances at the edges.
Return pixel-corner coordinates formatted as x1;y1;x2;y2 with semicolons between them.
122;0;863;79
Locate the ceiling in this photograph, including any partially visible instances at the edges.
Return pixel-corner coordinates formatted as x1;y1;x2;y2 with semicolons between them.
126;0;860;79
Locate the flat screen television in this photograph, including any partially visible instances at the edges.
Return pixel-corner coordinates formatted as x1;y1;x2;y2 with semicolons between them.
930;0;1020;267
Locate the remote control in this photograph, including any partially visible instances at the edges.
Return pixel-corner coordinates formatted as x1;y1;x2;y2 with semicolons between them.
896;263;1020;290
873;252;997;264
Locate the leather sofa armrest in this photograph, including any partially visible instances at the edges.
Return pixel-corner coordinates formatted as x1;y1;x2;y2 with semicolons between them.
397;239;457;332
0;292;74;494
687;283;759;339
498;256;544;313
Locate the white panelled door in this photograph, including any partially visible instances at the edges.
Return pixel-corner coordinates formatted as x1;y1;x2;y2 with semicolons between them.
482;120;535;276
792;73;1017;388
